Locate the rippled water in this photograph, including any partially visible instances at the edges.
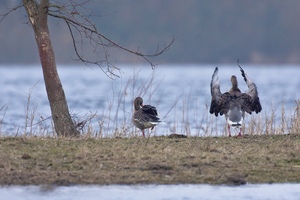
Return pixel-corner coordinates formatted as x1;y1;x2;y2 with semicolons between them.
1;184;300;200
1;65;300;199
0;64;299;136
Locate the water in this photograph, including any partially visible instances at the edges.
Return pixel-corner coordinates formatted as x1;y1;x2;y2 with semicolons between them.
1;65;300;199
1;184;300;200
0;64;300;136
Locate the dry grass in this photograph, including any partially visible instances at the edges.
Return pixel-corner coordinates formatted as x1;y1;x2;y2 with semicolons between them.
2;69;300;138
72;76;300;137
0;134;300;186
1;70;300;186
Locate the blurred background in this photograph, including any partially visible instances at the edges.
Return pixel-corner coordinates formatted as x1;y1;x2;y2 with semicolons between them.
1;0;300;66
0;0;300;137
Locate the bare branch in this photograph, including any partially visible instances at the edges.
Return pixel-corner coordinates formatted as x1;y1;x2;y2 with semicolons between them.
73;112;98;132
2;1;173;77
66;20;121;78
0;2;23;23
46;2;174;77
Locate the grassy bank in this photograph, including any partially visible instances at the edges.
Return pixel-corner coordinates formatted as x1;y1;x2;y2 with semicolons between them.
0;134;300;186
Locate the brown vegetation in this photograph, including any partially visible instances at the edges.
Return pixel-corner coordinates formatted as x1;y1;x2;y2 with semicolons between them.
0;134;299;186
0;70;299;186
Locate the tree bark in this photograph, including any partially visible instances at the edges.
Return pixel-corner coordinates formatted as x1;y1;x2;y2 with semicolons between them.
22;0;79;136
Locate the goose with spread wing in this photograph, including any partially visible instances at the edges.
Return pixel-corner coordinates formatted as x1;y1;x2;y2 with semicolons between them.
132;97;161;137
209;66;262;137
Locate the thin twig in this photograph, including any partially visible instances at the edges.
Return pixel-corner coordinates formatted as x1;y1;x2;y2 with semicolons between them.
46;2;174;77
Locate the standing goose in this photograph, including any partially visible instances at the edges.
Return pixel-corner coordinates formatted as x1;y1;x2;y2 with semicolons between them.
209;66;262;137
132;97;161;137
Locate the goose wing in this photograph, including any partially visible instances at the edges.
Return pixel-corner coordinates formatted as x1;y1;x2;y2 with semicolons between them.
136;105;161;123
239;66;262;114
209;67;232;116
142;105;158;116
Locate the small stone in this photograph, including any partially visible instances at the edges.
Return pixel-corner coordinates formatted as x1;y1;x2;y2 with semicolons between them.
21;154;31;159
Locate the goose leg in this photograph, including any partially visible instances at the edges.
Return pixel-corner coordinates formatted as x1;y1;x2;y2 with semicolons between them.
228;124;232;137
237;127;242;137
142;130;145;137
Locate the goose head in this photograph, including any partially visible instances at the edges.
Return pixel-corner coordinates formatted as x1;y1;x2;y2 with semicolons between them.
230;75;241;94
134;97;143;111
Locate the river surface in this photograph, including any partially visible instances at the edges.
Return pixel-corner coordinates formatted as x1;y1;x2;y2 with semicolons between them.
1;65;300;199
1;184;300;200
0;64;299;136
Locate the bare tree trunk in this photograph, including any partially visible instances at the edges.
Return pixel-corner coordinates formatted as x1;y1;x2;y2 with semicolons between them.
22;0;79;136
